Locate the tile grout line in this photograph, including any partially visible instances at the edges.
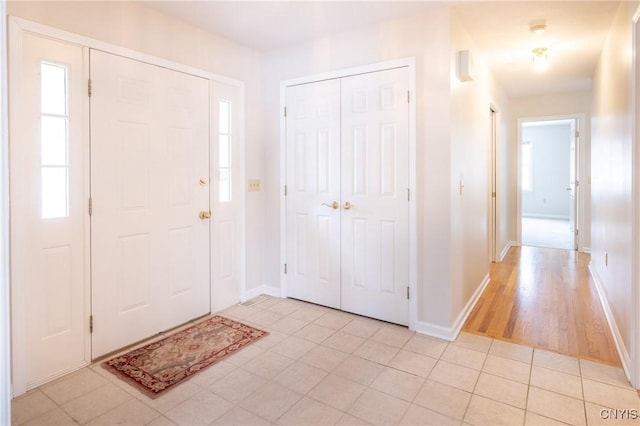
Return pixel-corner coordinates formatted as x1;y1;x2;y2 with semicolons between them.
578;358;588;425
522;347;535;425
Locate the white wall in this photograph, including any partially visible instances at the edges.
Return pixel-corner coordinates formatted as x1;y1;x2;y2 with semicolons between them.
261;9;507;334
522;123;572;219
590;1;636;373
1;0;11;420
449;13;504;324
509;92;591;249
6;1;267;293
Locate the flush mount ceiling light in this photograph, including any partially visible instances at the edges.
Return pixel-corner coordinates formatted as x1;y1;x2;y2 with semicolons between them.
529;22;546;35
532;47;548;70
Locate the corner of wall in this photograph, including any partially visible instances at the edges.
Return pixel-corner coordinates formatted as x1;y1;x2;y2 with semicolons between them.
416;273;490;342
243;284;282;302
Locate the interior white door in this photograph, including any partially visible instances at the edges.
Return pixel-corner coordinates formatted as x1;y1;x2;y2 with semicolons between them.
569;119;578;250
285;79;342;309
90;50;210;357
211;81;243;311
10;33;88;386
285;68;410;325
340;68;410;325
489;108;497;262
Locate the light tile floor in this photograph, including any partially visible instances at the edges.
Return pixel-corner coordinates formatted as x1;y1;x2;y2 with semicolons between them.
11;295;640;425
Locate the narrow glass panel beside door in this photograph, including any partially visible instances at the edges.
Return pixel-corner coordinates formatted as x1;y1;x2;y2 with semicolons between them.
40;63;70;219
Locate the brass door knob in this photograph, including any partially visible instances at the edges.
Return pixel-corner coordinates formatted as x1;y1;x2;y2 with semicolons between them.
199;211;211;219
343;202;352;210
322;201;339;209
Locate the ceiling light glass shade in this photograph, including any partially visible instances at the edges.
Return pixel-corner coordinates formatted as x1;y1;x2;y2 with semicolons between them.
532;47;548;70
530;24;546;35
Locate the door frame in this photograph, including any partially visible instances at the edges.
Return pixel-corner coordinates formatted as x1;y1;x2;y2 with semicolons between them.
516;114;586;252
0;0;11;422
8;16;246;397
279;57;418;330
630;3;640;390
488;104;498;263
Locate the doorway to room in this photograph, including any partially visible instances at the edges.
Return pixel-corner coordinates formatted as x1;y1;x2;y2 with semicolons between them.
518;117;580;251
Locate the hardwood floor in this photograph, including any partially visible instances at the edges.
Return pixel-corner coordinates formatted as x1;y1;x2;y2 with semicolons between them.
463;245;621;366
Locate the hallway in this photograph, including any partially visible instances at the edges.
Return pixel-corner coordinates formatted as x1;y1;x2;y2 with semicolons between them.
464;246;620;366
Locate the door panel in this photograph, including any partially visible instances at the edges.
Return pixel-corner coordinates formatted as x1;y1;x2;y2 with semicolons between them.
211;82;243;312
90;50;210;357
284;68;410;325
340;68;410;325
10;33;87;387
285;80;342;309
569;119;578;250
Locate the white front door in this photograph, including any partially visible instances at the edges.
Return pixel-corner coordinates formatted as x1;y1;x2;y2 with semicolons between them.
90;50;211;357
340;69;410;325
285;79;342;309
285;68;410;325
10;33;88;387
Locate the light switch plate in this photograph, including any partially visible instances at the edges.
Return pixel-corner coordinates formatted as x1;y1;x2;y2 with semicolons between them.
248;179;261;192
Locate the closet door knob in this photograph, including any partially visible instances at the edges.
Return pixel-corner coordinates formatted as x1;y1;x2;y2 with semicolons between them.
343;202;353;210
322;201;339;209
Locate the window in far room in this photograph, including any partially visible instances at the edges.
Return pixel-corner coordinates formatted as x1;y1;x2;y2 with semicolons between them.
522;139;533;191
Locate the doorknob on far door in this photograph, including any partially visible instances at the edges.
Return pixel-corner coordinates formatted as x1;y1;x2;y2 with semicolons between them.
199;211;211;219
322;201;339;209
343;201;353;210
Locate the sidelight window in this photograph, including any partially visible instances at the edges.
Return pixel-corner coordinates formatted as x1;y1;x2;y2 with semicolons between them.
40;62;70;219
219;100;232;203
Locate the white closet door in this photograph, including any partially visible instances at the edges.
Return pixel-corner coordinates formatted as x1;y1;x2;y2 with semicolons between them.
341;68;410;325
90;50;210;357
10;33;88;387
285;80;342;309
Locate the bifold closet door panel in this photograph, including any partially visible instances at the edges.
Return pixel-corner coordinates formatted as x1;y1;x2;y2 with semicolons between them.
285;79;342;309
340;68;410;326
90;50;211;358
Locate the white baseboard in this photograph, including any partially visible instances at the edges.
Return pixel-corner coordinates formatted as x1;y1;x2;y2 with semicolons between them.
499;241;514;262
589;263;632;382
415;273;491;342
414;321;456;341
243;285;282;302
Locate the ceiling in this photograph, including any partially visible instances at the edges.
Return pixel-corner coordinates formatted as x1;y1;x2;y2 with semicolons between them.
143;1;621;97
453;1;620;96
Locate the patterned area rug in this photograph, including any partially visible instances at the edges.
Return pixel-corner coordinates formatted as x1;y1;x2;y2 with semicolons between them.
103;315;268;398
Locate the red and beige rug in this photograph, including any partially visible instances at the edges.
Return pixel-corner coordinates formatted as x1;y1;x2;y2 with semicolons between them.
103;315;268;398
